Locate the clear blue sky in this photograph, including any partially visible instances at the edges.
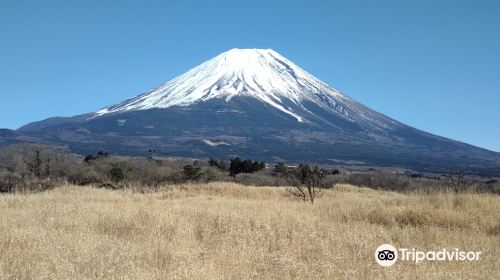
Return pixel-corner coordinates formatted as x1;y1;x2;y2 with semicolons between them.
1;0;499;152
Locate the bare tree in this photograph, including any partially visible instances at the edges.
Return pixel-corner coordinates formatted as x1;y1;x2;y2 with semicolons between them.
286;163;326;204
447;168;477;193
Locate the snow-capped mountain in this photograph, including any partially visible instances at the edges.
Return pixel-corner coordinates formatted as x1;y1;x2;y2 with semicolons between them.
95;49;397;130
9;49;500;175
96;49;343;121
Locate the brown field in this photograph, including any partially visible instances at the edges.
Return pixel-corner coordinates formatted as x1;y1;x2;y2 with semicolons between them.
0;183;498;279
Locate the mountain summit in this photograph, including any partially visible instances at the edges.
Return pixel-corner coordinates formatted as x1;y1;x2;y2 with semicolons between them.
95;48;396;130
9;49;500;175
96;48;345;121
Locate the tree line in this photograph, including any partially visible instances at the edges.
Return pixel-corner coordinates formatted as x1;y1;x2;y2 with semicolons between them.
0;144;497;197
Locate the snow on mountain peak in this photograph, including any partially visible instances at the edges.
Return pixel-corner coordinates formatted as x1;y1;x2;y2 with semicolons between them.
95;48;351;122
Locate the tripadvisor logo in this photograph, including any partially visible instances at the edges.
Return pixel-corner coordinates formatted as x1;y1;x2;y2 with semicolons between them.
375;244;481;267
375;244;397;267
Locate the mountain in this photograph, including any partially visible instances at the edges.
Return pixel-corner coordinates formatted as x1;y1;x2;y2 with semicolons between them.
94;49;393;129
6;48;500;175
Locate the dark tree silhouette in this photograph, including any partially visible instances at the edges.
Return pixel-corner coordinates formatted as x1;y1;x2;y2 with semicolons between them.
286;163;326;204
229;157;265;176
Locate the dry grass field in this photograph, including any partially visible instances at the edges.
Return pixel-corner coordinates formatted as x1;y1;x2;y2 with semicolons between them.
0;183;498;279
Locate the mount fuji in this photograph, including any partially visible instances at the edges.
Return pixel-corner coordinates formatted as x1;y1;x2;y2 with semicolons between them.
5;49;500;175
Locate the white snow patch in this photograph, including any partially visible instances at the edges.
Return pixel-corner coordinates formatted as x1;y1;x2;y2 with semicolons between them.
117;119;126;126
93;49;349;122
203;139;230;147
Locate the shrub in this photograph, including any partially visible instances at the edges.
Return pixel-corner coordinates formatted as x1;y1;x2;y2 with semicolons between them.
229;157;265;176
110;166;126;183
234;172;286;186
344;172;410;192
84;151;109;163
446;168;478;193
183;165;202;181
285;163;327;204
208;158;227;171
66;165;103;185
272;162;289;176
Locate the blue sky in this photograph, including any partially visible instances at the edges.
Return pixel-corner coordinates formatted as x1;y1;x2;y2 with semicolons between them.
1;0;499;152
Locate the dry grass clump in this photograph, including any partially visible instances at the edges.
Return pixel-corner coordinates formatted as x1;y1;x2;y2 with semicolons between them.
0;182;498;279
487;222;500;236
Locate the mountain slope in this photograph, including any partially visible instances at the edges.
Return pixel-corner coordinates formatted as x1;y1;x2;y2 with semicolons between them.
94;49;398;130
10;48;500;176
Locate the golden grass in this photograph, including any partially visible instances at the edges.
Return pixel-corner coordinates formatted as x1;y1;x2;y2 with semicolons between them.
0;183;498;279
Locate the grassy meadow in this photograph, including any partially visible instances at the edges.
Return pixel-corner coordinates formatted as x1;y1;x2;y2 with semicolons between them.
0;183;498;279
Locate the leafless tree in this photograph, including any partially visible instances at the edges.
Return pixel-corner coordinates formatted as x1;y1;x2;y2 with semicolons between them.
447;168;477;193
286;163;326;204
